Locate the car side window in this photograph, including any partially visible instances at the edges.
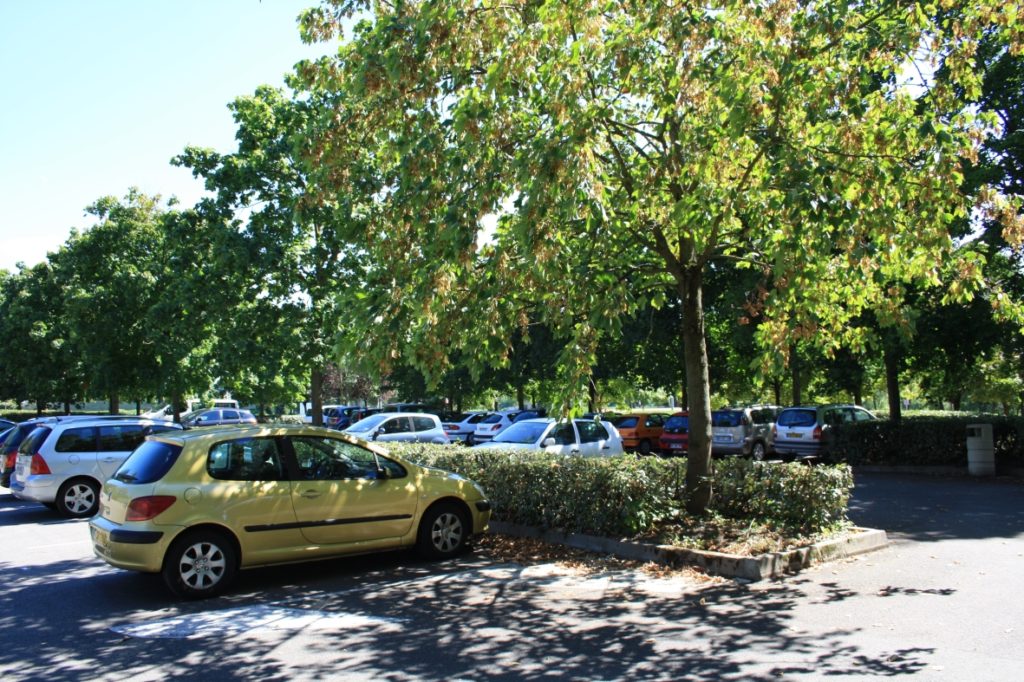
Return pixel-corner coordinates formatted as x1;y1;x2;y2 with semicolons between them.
381;417;410;434
56;427;98;453
98;424;145;452
549;423;576;445
577;421;609;443
207;438;284;481
412;416;436;432
290;436;406;480
644;415;660;427
222;410;240;420
853;409;873;422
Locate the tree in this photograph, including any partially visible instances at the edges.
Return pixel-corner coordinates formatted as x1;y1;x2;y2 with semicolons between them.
61;190;166;413
301;1;1021;512
175;85;376;426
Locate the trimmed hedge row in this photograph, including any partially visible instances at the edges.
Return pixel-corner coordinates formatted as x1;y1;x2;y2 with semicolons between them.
387;444;853;537
829;416;1024;467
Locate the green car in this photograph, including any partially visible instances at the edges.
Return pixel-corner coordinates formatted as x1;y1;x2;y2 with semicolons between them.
89;424;491;598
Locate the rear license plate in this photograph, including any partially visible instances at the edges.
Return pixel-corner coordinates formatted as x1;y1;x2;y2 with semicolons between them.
714;435;731;443
92;527;110;554
669;443;683;449
787;432;802;438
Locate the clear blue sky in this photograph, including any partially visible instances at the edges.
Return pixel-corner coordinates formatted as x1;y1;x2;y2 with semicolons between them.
0;0;334;272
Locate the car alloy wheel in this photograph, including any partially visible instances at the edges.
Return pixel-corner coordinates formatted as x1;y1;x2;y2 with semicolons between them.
56;478;100;518
163;530;237;599
751;441;766;461
417;503;469;558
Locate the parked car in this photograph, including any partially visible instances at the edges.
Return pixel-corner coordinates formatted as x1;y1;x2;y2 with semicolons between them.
88;424;491;598
472;409;547;444
182;408;258;428
0;418;14;431
441;411;491;444
772;404;876;459
325;405;366;430
711;405;782;460
614;412;670;455
11;417;183;517
344;412;450;444
474;418;624;456
658;412;690;456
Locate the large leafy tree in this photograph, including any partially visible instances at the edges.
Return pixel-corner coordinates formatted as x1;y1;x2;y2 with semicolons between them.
175;85;375;425
61;190;166;413
301;1;1020;511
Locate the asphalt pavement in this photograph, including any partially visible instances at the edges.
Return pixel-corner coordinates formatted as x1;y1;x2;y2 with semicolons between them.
0;472;1022;681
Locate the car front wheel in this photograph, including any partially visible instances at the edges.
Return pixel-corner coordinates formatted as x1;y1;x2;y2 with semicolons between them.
416;503;470;559
162;530;237;599
56;478;100;518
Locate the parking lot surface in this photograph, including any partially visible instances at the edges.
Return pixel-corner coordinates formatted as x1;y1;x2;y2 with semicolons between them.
1;472;1022;680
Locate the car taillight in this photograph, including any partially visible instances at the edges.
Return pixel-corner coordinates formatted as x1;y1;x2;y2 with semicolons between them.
444;424;457;431
3;451;15;470
30;454;51;475
812;425;822;440
491;424;501;431
126;496;177;521
772;426;777;438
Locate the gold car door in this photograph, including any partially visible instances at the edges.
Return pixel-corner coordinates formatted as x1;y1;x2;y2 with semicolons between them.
288;436;417;546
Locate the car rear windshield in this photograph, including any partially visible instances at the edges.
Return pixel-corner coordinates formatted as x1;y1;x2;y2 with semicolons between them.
615;416;639;429
663;415;689;431
711;411;743;427
3;423;39;451
776;409;817;428
113;440;184;484
18;426;53;455
481;414;505;424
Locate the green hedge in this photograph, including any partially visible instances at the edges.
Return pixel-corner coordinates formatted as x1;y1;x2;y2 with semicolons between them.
829;416;1024;467
387;444;852;537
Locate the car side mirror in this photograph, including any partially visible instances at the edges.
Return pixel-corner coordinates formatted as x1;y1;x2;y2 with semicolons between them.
542;437;556;447
373;428;384;441
375;465;390;480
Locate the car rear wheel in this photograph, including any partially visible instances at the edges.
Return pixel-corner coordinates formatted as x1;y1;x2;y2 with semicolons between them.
750;441;767;461
637;439;652;456
162;530;237;599
416;502;470;559
55;478;100;518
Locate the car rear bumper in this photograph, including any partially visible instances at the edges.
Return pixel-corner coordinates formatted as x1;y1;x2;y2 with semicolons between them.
10;475;57;503
773;440;822;456
89;516;173;573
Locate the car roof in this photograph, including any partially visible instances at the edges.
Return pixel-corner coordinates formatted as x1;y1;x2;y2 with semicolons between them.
151;423;390;453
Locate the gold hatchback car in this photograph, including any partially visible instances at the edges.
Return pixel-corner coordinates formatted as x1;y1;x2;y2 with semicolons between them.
89;424;491;598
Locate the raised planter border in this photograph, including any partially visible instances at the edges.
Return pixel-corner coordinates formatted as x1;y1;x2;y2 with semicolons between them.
488;521;888;582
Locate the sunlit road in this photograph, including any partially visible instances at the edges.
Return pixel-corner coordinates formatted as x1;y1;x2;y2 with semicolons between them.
1;473;1022;680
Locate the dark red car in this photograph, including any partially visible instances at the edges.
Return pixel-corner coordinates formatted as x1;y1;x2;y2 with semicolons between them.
658;412;689;456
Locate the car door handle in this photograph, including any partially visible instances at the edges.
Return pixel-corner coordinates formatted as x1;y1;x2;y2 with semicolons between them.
299;490;322;499
102;457;118;463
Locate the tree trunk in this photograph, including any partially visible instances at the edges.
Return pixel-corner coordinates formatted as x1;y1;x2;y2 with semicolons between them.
311;366;325;427
63;401;71;415
790;347;802;405
771;378;782;407
883;344;902;422
516;384;525;410
853;387;863;406
679;267;712;515
36;400;44;417
587;381;597;414
171;389;185;424
109;393;120;415
951;393;962;411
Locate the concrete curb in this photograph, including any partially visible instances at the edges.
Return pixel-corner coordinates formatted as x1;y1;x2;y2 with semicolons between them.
489;521;888;582
854;465;1024;477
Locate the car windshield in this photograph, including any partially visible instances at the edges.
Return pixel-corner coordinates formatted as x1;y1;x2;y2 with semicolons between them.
777;409;817;427
664;415;689;430
615;416;639;429
348;414;389;431
493;421;550;444
712;411;742;427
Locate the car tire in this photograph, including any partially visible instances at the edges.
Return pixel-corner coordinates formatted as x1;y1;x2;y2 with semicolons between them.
416;502;470;559
751;441;767;462
638;439;652;456
162;529;238;599
55;478;100;518
466;434;475;446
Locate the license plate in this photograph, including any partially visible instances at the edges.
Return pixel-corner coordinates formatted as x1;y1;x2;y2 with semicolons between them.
92;527;111;554
714;435;731;443
670;443;683;449
787;432;802;438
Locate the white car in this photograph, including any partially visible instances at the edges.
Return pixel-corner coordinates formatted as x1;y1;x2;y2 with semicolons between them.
442;411;491;443
472;409;546;444
11;416;183;517
344;412;450;444
474;418;623;457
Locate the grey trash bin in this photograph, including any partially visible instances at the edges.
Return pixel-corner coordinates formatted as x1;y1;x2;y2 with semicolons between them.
966;424;995;476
